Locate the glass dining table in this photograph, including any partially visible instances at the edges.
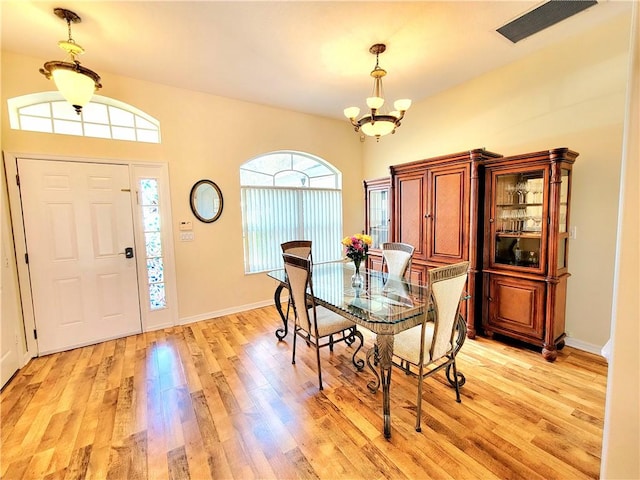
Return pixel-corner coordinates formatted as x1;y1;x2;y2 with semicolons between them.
268;260;450;439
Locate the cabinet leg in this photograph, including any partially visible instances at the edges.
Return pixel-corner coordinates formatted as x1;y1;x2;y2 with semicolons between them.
466;327;476;340
557;340;566;351
542;344;558;362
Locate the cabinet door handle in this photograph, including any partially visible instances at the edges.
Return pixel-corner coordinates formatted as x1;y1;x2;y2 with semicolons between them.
488;296;493;302
425;213;432;218
489;218;494;223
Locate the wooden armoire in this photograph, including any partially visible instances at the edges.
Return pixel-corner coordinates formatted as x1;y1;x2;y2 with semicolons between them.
386;148;502;338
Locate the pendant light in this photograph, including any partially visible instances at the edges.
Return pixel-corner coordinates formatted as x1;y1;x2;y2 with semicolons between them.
39;8;102;115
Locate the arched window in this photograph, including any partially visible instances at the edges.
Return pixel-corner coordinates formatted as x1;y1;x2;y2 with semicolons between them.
241;151;343;273
7;92;161;143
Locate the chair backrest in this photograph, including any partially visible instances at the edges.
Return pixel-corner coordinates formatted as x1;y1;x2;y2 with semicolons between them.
428;261;469;360
382;242;415;278
281;240;313;262
282;252;316;334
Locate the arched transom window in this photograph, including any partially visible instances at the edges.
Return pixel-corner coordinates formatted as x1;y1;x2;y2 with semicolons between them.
7;92;161;143
240;151;343;273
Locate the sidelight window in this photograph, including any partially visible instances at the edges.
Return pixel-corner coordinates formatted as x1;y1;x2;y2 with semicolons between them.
139;178;167;310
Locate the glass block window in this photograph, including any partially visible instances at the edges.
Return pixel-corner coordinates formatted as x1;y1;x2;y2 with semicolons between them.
7;92;161;143
140;178;166;310
240;151;343;274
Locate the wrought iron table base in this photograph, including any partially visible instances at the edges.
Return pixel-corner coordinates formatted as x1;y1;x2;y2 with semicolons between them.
365;333;394;438
274;284;289;340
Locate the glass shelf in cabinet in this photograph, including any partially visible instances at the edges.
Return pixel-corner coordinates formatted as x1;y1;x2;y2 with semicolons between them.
496;202;543;208
495;232;542;239
494;257;541;268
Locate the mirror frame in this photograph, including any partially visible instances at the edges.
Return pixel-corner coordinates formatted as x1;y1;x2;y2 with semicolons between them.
190;179;223;223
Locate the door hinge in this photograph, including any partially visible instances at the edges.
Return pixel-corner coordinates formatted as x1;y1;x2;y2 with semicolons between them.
25;253;29;264
16;174;20;186
33;329;37;340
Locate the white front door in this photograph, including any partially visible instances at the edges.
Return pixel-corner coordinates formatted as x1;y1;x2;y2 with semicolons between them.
18;159;142;354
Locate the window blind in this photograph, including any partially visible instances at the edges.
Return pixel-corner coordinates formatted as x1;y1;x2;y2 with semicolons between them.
241;186;342;273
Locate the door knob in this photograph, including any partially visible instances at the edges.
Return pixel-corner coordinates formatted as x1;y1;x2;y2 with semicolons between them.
120;247;134;258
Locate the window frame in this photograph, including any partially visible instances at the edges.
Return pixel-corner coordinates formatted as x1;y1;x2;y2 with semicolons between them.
7;92;161;143
240;151;343;274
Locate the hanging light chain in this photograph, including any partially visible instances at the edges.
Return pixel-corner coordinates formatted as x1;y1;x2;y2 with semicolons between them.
66;17;75;44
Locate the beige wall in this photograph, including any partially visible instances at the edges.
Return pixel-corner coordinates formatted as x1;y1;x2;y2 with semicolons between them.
601;3;640;478
1;51;364;326
362;12;632;350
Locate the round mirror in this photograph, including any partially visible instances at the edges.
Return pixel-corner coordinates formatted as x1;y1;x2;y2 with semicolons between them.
190;180;223;223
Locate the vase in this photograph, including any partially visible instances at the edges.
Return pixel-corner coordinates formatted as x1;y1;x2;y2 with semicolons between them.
351;258;364;291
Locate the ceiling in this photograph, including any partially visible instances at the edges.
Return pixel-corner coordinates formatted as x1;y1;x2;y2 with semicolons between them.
1;1;632;120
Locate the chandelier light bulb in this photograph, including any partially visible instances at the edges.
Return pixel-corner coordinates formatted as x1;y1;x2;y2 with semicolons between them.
394;99;412;112
361;120;395;137
344;106;361;119
366;96;384;110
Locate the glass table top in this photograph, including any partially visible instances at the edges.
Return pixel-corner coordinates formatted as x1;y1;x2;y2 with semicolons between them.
267;261;430;326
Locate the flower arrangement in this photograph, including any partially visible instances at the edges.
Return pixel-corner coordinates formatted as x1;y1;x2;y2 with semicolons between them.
341;233;372;271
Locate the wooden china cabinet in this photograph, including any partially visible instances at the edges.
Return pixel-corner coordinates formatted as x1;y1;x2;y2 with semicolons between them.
364;177;391;272
388;149;503;338
481;148;578;361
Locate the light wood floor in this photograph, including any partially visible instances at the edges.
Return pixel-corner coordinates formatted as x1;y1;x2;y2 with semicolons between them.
1;305;607;480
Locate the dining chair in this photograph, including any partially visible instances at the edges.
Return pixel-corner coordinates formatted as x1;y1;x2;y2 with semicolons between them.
280;240;313;323
281;240;313;262
381;242;415;279
282;252;364;390
392;261;469;432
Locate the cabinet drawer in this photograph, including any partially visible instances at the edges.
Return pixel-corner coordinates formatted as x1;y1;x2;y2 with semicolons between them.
487;274;545;340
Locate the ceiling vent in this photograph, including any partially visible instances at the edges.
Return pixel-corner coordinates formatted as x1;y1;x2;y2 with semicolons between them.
497;0;598;43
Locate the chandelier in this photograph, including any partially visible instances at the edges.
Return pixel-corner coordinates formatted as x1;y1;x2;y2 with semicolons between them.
344;44;411;141
39;8;102;115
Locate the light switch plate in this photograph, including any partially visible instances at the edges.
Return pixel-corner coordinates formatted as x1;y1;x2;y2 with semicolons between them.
179;221;193;231
180;232;194;241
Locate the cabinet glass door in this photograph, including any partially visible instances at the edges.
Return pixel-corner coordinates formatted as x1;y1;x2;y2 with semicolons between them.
368;188;389;250
557;168;570;270
493;170;545;270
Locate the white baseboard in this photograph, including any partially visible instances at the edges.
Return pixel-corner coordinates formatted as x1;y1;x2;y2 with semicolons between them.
143;321;175;333
565;336;606;357
178;299;274;326
21;351;34;368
